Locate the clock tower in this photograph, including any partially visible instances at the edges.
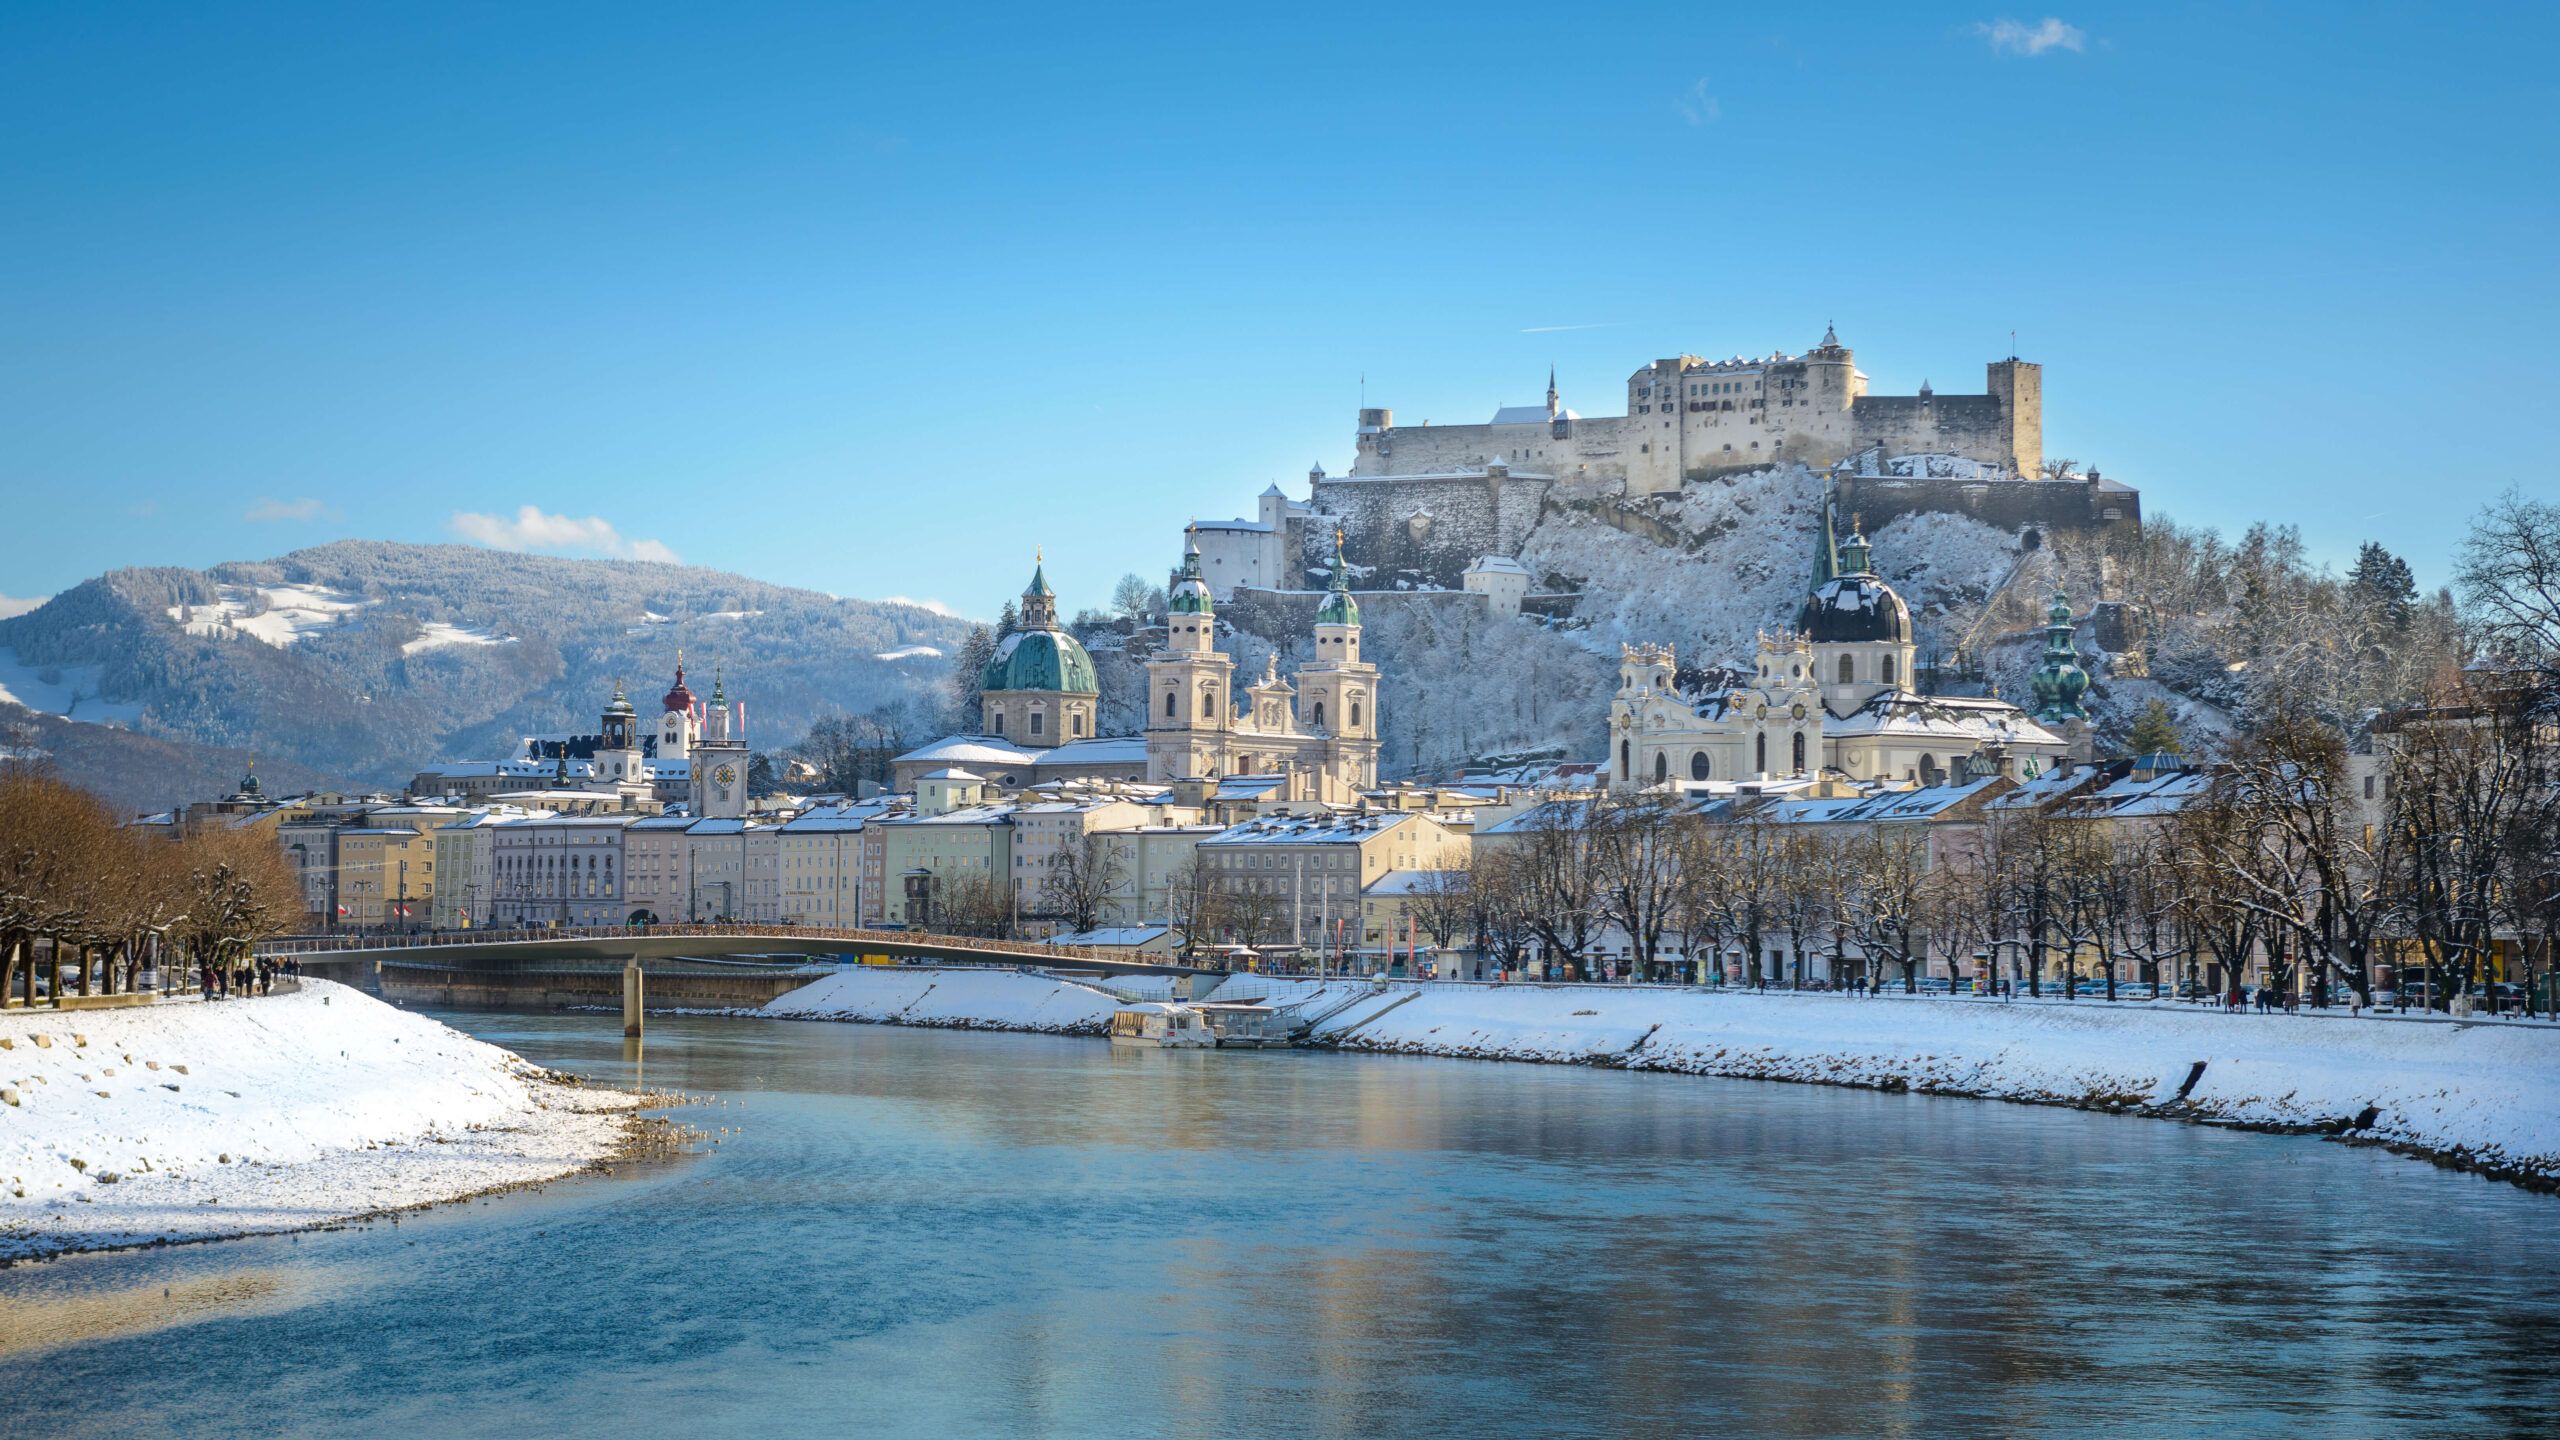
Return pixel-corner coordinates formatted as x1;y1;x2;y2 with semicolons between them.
690;668;751;819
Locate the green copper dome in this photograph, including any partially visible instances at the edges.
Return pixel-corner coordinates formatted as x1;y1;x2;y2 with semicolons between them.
981;628;1100;695
1169;528;1214;615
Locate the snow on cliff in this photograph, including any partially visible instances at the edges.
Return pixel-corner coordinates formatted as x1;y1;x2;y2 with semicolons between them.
0;982;645;1259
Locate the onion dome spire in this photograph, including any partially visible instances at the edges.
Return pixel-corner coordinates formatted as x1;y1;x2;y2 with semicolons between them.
1315;526;1360;627
1168;523;1214;615
2031;588;2091;723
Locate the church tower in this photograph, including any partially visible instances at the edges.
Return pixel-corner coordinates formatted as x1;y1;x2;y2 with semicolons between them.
690;668;750;819
1145;527;1237;781
594;680;646;793
659;653;700;763
1293;528;1380;795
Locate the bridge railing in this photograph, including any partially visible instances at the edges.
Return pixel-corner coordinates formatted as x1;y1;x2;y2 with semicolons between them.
256;922;1145;968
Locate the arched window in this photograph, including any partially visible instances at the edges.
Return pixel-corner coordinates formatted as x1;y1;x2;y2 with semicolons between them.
1793;732;1807;772
1882;655;1896;685
1838;654;1855;683
1652;752;1668;784
1165;691;1176;718
1690;750;1710;781
1620;738;1631;777
1311;701;1325;730
1754;733;1766;774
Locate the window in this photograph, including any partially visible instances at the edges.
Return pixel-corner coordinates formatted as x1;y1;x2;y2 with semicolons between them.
1691;751;1710;781
1838;654;1855;684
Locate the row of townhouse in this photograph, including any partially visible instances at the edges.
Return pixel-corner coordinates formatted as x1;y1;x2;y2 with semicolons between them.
1467;754;2214;985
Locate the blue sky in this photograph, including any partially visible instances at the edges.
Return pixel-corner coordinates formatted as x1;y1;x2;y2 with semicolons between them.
3;3;2552;622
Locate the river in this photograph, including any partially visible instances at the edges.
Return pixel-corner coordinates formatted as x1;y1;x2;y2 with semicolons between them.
1;1011;2553;1438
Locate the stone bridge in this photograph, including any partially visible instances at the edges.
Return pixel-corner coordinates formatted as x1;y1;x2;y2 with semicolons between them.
258;925;1209;1011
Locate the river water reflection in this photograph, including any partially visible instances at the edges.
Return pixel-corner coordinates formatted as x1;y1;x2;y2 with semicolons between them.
1;1012;2554;1438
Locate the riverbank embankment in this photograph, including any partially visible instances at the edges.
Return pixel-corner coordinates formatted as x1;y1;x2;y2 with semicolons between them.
765;968;2560;1189
0;981;657;1261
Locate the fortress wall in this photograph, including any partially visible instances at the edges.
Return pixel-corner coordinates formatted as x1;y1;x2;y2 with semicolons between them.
1354;421;1630;484
1850;395;2012;471
1306;473;1554;590
1222;587;1488;645
1837;475;2138;536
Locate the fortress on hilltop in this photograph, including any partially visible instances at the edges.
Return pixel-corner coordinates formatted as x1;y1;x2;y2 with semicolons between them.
1354;327;2039;495
1188;328;2140;599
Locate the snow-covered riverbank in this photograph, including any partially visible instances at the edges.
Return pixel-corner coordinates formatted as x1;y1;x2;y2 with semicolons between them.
764;968;2560;1189
0;981;656;1261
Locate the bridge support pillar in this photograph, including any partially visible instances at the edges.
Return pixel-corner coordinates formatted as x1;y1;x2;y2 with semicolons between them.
623;957;643;1038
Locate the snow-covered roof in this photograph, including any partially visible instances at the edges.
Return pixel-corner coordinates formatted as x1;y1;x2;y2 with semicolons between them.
893;735;1041;768
1052;925;1172;947
1200;812;1416;846
1032;737;1149;766
1366;868;1465;896
1823;691;2064;748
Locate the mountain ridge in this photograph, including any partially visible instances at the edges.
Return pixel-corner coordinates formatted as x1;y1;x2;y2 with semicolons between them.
0;541;971;799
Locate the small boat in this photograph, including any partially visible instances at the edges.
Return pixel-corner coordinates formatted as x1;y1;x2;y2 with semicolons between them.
1108;1003;1215;1048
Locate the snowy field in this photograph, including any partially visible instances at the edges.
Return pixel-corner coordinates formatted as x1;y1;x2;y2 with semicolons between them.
760;968;2560;1187
0;982;650;1261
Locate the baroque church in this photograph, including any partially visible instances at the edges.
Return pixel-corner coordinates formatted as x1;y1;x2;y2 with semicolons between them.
901;541;1382;799
1143;528;1381;799
1608;501;2087;792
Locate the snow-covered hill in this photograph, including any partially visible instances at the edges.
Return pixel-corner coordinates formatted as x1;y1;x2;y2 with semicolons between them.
0;542;975;800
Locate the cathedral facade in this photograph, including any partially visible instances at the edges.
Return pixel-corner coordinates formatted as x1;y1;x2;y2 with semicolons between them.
1608;509;2080;792
1143;529;1381;799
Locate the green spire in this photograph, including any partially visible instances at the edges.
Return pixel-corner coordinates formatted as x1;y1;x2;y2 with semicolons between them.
2030;588;2090;723
1813;488;1841;588
1168;524;1213;615
1315;526;1360;626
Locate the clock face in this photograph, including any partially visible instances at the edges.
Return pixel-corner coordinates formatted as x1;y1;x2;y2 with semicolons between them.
713;764;737;787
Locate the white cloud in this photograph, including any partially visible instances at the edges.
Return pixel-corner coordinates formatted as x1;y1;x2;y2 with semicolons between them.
1677;78;1720;126
0;594;49;621
879;595;963;618
1977;17;2086;55
244;497;329;522
449;506;681;564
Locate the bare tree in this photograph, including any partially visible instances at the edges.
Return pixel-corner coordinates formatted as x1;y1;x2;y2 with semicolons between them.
1036;832;1128;934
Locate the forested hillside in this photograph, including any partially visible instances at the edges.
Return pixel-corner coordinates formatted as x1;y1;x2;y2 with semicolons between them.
0;541;969;797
